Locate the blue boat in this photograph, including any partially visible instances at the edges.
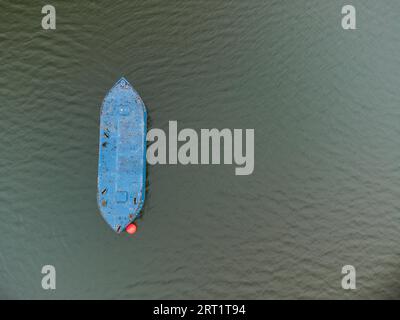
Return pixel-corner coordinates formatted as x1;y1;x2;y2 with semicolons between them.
97;77;147;233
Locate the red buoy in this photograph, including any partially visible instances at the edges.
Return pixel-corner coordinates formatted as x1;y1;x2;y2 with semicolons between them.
126;223;137;235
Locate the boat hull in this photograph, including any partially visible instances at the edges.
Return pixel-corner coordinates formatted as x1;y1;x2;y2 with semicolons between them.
97;77;147;233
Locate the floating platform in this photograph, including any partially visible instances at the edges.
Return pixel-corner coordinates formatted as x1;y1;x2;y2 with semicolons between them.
97;77;147;233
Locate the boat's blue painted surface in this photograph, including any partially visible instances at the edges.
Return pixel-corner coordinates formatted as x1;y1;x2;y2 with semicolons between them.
97;77;147;233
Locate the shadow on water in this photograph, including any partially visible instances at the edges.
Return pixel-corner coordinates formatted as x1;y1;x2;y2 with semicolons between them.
136;103;152;221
